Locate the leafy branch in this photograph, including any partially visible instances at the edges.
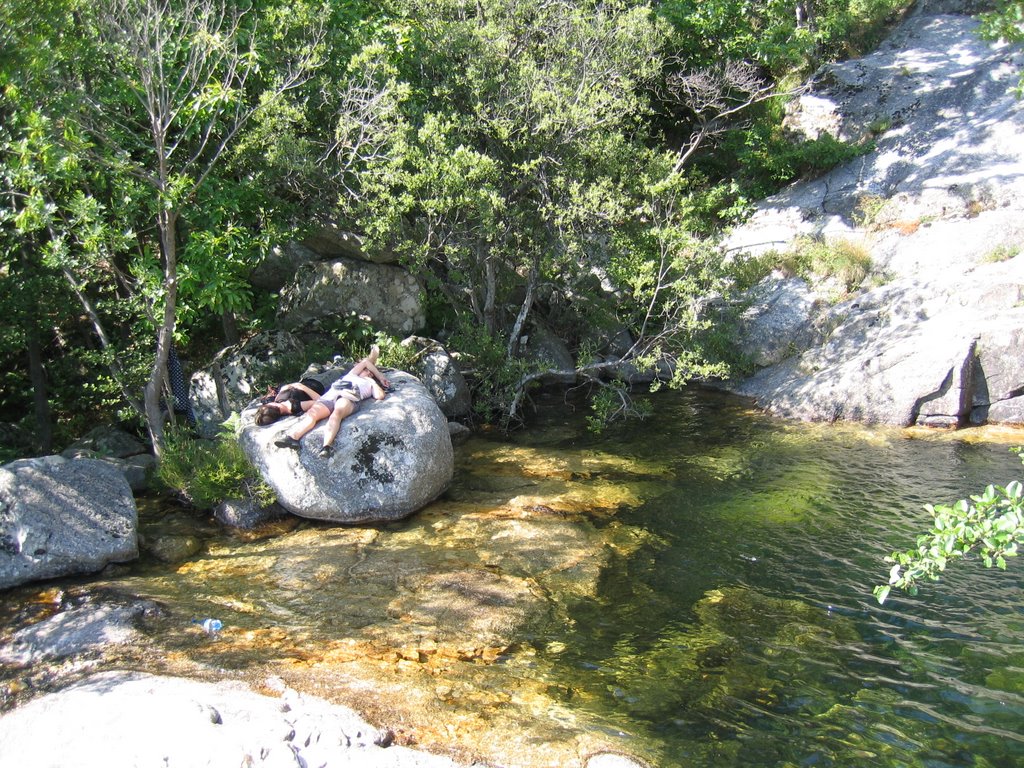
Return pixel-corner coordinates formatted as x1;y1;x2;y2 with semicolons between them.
874;448;1024;604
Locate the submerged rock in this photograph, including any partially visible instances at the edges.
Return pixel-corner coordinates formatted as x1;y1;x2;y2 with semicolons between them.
213;498;288;530
0;598;161;666
599;586;860;722
239;371;453;523
0;456;138;589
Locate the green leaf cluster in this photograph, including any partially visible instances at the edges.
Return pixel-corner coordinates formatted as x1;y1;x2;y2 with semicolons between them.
874;449;1024;604
658;0;911;75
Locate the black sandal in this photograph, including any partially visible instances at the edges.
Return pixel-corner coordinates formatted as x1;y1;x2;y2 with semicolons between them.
275;435;301;451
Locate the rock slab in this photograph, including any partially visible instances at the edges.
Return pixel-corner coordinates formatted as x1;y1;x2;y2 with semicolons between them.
723;7;1024;427
240;372;453;523
0;456;138;589
0;671;473;768
278;256;425;336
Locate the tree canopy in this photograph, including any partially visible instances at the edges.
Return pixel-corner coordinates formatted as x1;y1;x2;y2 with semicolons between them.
1;0;913;455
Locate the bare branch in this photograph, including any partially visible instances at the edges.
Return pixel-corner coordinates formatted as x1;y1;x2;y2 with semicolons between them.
662;61;789;174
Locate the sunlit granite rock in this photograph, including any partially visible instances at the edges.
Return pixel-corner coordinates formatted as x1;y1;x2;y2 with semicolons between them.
239;371;453;523
0;456;138;589
0;671;473;768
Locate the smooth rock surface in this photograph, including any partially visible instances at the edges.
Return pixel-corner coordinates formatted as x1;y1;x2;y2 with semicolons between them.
0;671;476;768
0;598;160;666
240;372;453;523
722;6;1024;427
0;456;138;589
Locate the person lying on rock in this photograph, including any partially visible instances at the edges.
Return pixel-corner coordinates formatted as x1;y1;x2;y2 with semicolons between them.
273;345;390;459
255;352;381;425
255;378;330;425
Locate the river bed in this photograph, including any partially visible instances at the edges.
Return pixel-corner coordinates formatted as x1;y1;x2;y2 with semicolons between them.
2;387;1023;767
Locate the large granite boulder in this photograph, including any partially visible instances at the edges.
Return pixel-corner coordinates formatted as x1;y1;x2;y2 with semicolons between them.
399;336;473;420
249;241;321;292
300;225;400;265
61;425;155;493
239;371;453;523
732;260;1024;427
278;257;425;337
0;456;138;589
522;321;576;386
726;11;1024;257
251;228;400;292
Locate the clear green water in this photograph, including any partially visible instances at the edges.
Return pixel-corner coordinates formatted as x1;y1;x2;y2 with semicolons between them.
510;388;1024;767
3;387;1023;767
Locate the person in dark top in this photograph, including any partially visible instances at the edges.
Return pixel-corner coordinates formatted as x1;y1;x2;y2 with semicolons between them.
255;367;350;426
274;346;389;459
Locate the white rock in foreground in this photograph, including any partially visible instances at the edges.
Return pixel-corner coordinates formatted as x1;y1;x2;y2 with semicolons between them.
0;671;474;768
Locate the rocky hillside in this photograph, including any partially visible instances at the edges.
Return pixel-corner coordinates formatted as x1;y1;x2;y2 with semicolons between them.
723;1;1024;428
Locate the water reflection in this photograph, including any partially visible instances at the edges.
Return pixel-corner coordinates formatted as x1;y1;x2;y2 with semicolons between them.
2;387;1023;767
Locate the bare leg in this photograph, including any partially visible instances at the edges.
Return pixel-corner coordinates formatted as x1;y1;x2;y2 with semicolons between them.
319;398;356;457
290;402;331;439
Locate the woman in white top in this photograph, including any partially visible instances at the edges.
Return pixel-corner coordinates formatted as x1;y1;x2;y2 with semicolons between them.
274;345;390;458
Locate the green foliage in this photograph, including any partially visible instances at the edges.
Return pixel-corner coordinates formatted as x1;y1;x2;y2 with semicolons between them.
979;0;1024;94
586;383;654;433
297;311;380;365
874;448;1024;604
729;120;872;200
447;320;531;427
341;0;673;326
852;193;889;229
774;236;872;294
156;416;275;510
373;332;422;372
983;244;1021;264
980;0;1024;44
3;0;919;439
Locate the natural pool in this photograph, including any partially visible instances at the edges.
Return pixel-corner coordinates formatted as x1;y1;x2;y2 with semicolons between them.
2;387;1023;767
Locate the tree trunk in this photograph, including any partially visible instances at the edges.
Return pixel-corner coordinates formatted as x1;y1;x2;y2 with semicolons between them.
25;321;53;454
221;309;240;346
483;250;497;335
144;208;180;459
58;265;145;419
507;256;538;358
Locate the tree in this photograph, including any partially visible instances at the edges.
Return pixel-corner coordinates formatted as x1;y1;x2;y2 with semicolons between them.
874;449;1024;604
0;0;148;449
331;0;775;426
66;0;323;456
